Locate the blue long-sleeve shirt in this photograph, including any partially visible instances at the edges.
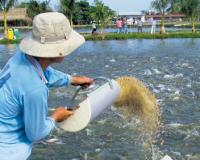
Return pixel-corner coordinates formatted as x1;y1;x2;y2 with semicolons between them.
0;52;71;160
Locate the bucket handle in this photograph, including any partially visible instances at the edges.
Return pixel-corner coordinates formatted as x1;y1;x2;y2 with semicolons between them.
93;77;113;88
71;77;112;105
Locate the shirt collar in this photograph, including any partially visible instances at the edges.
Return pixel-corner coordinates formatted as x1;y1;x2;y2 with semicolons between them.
25;54;48;84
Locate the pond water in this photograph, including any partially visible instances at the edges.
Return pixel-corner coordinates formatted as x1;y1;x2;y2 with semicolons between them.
0;39;200;160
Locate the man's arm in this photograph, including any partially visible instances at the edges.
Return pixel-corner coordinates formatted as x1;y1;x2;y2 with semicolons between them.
44;66;93;88
70;76;94;86
44;66;72;88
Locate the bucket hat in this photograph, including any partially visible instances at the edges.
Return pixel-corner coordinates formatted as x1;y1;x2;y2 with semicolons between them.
19;12;85;58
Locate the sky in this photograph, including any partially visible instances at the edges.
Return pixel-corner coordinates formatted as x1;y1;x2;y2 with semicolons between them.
87;0;153;13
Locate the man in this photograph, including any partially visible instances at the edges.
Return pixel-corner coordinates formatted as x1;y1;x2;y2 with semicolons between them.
92;21;97;34
116;18;123;33
0;12;93;160
137;19;143;33
122;17;128;34
151;19;157;34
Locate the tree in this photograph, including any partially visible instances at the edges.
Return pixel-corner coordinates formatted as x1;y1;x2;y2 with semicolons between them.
60;0;76;27
0;0;17;35
151;0;170;34
90;0;115;33
75;0;91;24
168;0;182;13
25;0;52;19
180;0;200;32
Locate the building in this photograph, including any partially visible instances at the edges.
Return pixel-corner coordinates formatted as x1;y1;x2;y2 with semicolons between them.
145;14;186;22
0;8;31;25
117;11;185;23
118;12;144;19
117;12;145;24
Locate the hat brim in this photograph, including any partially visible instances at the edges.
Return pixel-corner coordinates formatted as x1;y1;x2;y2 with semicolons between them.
19;30;85;58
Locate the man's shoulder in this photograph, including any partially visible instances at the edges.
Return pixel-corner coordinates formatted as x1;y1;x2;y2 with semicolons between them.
8;53;47;94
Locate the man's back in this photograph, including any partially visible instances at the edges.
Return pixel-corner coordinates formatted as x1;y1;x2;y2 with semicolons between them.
92;23;96;29
138;20;143;27
0;52;47;160
117;20;122;28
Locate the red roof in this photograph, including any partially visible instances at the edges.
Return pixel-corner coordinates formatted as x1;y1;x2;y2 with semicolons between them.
145;14;185;18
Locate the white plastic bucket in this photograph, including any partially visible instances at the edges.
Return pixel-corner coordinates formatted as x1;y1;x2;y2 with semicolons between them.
57;79;120;132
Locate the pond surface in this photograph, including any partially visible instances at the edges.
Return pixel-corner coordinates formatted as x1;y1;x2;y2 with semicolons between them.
0;39;200;160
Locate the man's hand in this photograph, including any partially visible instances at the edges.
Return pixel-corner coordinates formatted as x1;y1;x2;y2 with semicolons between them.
51;107;73;122
71;76;94;86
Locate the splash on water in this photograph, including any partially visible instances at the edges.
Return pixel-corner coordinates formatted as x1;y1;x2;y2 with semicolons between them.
152;68;162;74
144;69;153;76
109;59;116;63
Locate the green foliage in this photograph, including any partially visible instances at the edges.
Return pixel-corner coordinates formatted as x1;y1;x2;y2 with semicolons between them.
151;0;170;33
151;0;170;14
59;0;115;27
90;0;116;33
84;32;200;41
0;38;21;44
0;0;16;12
168;0;182;13
1;32;200;44
181;0;200;18
59;0;93;25
165;0;200;32
25;0;52;19
0;0;17;34
180;0;200;32
60;0;76;25
16;2;28;8
75;0;92;24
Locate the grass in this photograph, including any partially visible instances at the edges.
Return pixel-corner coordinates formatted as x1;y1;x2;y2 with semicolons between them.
84;31;200;41
0;38;21;44
1;31;200;44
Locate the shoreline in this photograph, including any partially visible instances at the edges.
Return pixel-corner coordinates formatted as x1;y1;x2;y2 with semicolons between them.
84;32;200;41
0;32;200;44
0;22;200;30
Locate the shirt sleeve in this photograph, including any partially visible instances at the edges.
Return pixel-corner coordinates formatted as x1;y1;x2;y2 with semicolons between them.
23;86;55;142
44;66;72;88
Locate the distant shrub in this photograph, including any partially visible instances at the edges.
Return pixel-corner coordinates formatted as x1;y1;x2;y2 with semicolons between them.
84;32;200;41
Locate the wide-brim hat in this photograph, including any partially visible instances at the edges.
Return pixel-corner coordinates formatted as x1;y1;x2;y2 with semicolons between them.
19;12;85;58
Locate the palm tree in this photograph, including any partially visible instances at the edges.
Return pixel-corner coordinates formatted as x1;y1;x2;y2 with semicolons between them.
60;0;76;27
0;0;17;36
168;0;182;13
91;0;115;33
151;0;170;34
180;0;200;32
